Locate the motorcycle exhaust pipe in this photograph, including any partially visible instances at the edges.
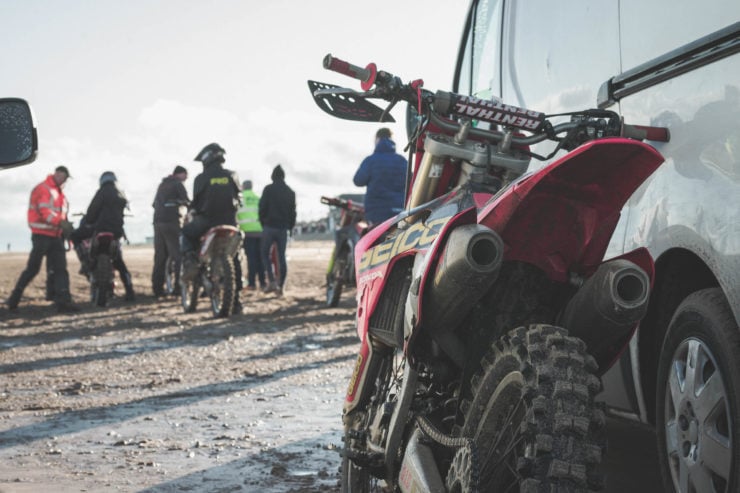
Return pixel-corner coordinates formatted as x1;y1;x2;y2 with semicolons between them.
561;258;650;361
424;224;504;331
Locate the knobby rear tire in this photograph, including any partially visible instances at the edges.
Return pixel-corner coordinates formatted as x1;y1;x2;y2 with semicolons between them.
457;324;606;492
211;255;235;318
181;277;199;314
92;254;112;307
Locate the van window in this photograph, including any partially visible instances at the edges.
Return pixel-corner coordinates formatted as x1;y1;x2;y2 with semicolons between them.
501;1;620;113
456;0;503;99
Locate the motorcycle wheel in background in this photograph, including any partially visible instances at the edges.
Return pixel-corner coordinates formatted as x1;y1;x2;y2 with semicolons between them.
269;241;281;288
181;273;200;313
91;254;113;307
656;288;740;493
164;256;177;296
455;324;605;490
209;255;235;318
326;244;351;308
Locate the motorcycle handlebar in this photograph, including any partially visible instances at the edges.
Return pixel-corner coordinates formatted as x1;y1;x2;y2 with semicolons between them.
323;54;377;90
323;54;671;145
622;124;670;143
321;196;364;212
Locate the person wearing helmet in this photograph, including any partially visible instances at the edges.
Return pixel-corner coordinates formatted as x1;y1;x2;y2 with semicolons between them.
181;143;243;311
70;171;136;301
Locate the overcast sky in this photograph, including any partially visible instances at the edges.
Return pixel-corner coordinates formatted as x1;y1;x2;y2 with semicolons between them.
1;0;470;251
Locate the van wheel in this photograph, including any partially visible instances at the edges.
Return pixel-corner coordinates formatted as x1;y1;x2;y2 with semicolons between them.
656;288;740;492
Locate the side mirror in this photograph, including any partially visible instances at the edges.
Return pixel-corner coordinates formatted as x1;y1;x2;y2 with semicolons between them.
0;98;38;169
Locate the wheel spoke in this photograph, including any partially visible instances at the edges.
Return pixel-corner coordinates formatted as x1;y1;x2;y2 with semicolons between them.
481;398;525;482
678;456;690;492
684;340;702;397
693;370;725;422
700;427;732;480
687;458;718;493
490;397;524;454
664;419;679;456
668;359;686;413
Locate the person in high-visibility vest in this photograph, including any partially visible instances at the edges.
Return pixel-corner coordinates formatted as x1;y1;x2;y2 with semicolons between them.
6;166;79;312
237;179;265;291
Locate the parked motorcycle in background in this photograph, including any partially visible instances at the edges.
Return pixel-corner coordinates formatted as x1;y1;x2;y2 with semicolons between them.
80;231;120;307
321;195;366;307
309;55;670;492
180;225;242;318
71;212;129;308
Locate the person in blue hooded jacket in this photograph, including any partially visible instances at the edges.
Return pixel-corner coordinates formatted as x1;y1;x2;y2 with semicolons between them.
352;127;407;225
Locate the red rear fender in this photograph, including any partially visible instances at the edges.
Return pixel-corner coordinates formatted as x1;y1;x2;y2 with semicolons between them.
478;138;664;281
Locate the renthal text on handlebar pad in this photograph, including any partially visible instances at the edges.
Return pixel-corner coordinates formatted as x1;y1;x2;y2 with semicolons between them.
433;91;546;131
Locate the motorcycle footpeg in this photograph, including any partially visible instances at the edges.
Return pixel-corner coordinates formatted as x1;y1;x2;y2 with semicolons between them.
342;447;384;467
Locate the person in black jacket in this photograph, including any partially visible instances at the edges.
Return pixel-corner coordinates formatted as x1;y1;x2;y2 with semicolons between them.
180;143;243;311
259;164;296;295
151;165;189;298
71;171;135;301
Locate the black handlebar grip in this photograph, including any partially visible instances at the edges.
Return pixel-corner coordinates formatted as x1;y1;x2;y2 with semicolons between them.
622;124;670;142
323;54;372;83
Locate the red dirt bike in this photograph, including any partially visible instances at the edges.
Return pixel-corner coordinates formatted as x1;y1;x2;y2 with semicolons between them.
321;195;366;307
309;55;670;492
180;225;242;318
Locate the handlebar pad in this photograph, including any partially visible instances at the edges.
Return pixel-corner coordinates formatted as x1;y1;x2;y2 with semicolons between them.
622;124;670;142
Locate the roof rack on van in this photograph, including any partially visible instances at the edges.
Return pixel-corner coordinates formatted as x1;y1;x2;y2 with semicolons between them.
598;21;740;108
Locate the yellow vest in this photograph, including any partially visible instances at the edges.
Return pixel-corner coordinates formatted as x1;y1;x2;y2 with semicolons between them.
237;189;262;233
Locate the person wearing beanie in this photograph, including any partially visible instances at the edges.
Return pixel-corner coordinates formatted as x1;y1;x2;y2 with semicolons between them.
151;165;190;298
258;164;296;295
353;127;407;225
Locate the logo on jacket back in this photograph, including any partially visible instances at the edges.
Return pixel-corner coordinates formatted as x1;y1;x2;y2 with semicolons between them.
210;177;229;185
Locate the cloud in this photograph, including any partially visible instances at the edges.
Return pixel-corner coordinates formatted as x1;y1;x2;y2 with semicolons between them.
1;97;403;250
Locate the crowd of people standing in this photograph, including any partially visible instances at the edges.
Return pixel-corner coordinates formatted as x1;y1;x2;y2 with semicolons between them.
4;127;403;315
4;143;297;314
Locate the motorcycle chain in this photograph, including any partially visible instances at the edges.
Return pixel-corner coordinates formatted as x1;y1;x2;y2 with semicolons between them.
416;416;480;493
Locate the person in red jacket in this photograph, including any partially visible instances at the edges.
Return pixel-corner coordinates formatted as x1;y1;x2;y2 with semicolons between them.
5;166;79;312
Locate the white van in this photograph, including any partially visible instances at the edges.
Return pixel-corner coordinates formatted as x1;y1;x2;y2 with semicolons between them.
453;1;740;491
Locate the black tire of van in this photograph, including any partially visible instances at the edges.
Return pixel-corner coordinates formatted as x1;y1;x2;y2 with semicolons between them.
656;288;740;492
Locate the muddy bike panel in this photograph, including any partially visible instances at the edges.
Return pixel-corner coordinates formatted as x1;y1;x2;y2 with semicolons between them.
477;138;663;282
91;232;119;257
199;225;241;259
353;190;477;341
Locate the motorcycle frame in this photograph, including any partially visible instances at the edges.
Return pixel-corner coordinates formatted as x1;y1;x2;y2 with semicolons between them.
345;135;663;414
